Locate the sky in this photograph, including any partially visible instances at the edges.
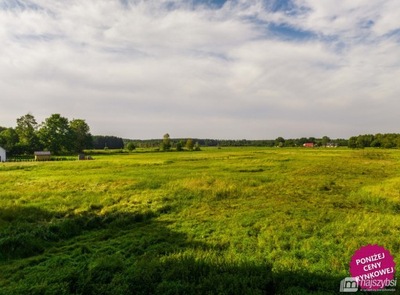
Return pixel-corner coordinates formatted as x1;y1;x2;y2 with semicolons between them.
1;0;399;139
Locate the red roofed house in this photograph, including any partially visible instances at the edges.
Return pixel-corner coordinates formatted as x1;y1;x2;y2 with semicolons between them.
303;142;314;148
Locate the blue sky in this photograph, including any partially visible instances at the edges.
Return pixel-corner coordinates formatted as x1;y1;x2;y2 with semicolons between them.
1;0;400;139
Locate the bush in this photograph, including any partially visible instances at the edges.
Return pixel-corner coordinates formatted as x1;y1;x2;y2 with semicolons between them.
126;142;136;151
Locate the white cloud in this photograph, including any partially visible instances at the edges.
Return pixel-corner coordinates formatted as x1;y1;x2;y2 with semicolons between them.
0;0;399;139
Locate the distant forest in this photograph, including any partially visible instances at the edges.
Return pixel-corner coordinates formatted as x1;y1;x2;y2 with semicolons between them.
2;113;400;156
348;134;400;149
124;137;348;149
92;136;124;150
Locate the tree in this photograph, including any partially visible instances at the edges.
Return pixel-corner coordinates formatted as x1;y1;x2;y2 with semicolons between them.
15;113;40;153
0;128;19;155
126;142;136;152
185;139;194;151
274;137;285;147
321;136;331;147
284;139;295;147
356;134;373;148
348;136;356;148
381;135;396;149
194;141;201;151
176;141;183;151
69;119;93;153
38;114;72;154
160;133;171;151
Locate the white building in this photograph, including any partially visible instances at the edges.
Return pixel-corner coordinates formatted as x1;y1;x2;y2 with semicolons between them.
0;146;6;162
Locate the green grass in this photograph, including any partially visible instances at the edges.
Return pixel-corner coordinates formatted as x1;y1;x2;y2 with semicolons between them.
0;147;399;294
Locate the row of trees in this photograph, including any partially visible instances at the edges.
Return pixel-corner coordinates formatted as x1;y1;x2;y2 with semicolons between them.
92;136;124;150
159;134;200;151
128;137;348;148
348;133;400;149
273;136;348;147
7;115;397;155
0;113;92;155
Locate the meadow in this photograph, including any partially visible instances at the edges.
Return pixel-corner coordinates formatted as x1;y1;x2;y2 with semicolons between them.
0;147;399;294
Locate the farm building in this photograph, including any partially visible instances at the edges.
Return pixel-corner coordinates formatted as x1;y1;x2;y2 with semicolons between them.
303;142;314;148
0;146;6;162
34;151;51;161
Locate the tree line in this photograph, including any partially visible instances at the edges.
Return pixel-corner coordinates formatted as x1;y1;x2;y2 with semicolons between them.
0;113;93;155
272;136;349;147
92;136;124;150
126;136;348;149
348;133;400;149
4;114;399;155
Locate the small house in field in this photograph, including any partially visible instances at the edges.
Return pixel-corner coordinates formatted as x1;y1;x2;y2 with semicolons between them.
0;146;6;162
34;151;51;161
303;142;314;148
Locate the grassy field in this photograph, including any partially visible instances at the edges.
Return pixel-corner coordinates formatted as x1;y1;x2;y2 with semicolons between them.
0;147;399;294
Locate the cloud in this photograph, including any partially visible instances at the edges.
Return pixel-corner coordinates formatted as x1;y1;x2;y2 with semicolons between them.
0;0;399;139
